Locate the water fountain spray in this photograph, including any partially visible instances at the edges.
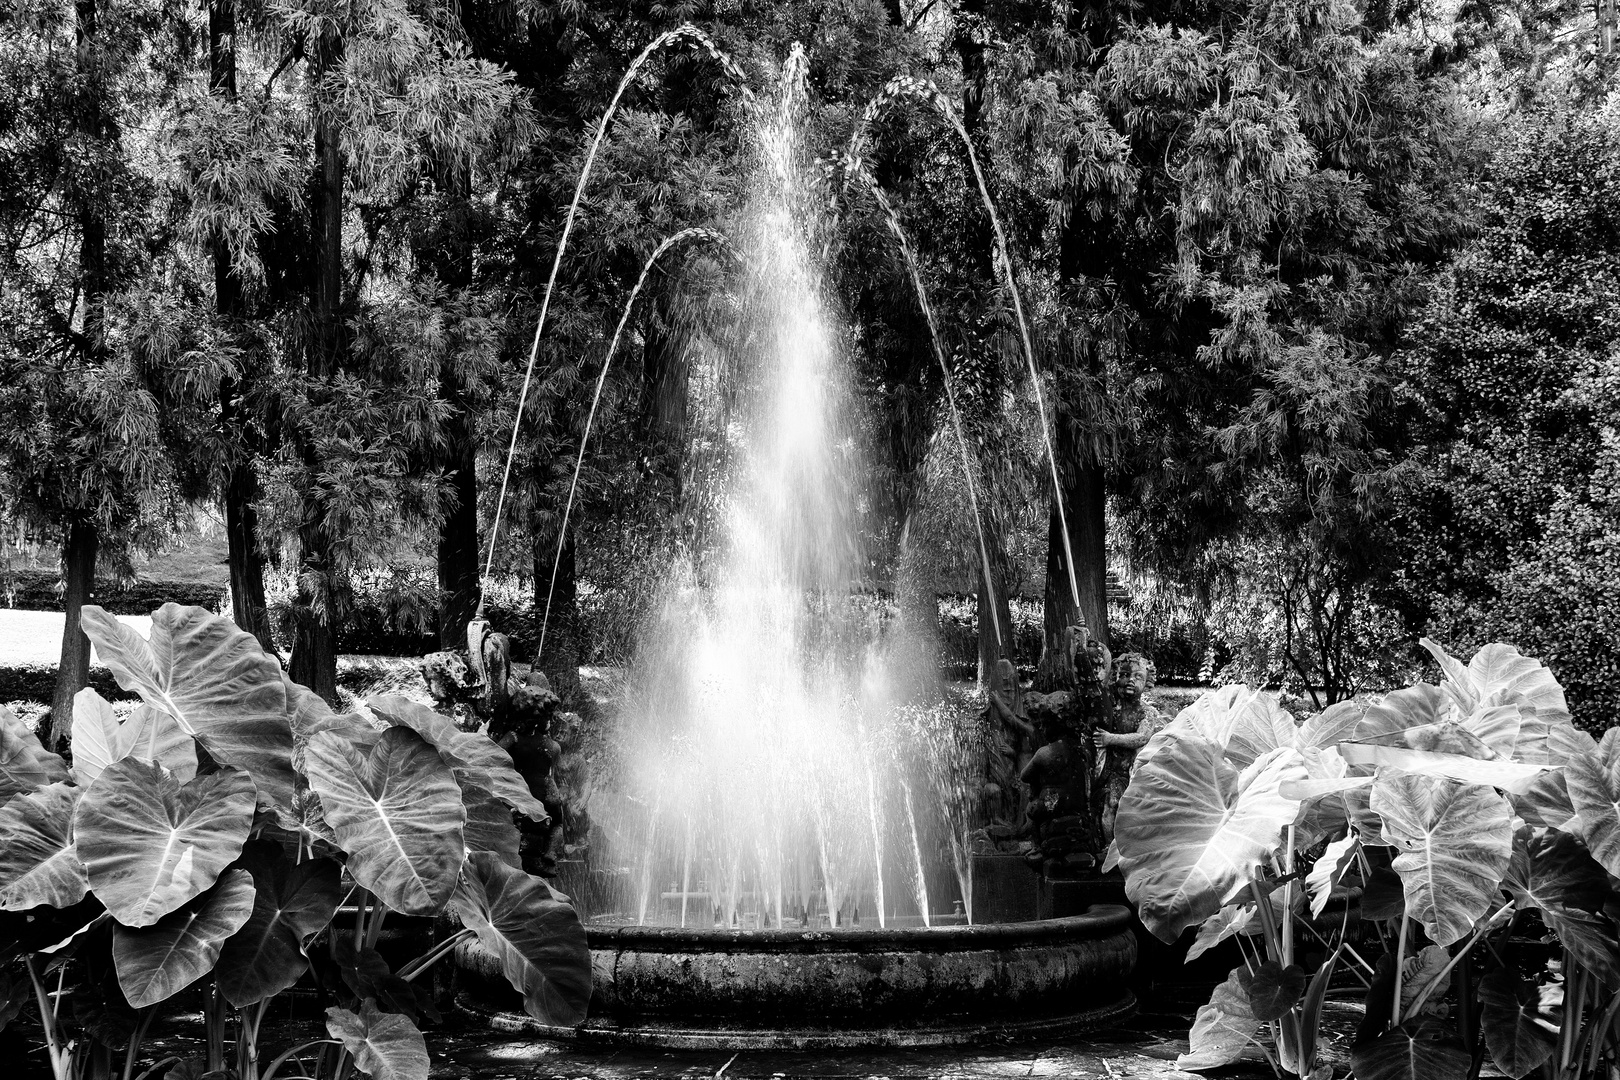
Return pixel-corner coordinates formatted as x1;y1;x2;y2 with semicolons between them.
535;226;736;657
835;76;1083;616
479;25;753;618
852;165;1006;654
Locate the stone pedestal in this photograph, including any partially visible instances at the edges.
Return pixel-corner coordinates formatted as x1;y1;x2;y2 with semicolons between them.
1037;873;1127;920
969;853;1040;924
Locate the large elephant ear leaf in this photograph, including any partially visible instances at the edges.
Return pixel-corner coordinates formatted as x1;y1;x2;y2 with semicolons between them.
112;868;255;1008
1175;967;1258;1071
451;853;591;1026
1115;739;1307;942
75;760;257;926
1371;774;1513;947
1353;683;1450;743
1219;693;1300;770
326;999;429;1080
79;605;297;817
72;690;196;786
459;781;522;868
302;727;464;916
1140;686;1292;768
1463;642;1569;716
0;782;88;910
215;840;342;1007
1565;728;1620;878
1297;699;1370;750
369;696;547;822
1477;966;1559;1078
1352;1018;1471;1080
1505;827;1620;983
284;674;379;770
0;704;68;800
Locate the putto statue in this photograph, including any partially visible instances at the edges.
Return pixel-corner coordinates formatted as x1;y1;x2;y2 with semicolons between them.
999;620;1160;876
419;617;578;878
1091;651;1166;847
979;658;1035;842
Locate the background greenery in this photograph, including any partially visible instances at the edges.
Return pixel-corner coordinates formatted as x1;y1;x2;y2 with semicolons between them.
1;0;1616;740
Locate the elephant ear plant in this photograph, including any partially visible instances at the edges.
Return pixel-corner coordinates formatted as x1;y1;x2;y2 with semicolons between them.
1114;638;1620;1080
0;604;591;1080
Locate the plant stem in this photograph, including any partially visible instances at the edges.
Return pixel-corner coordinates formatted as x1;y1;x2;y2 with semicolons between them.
1392;914;1410;1029
206;984;227;1075
25;956;69;1080
399;927;475;982
122;1008;155;1080
260;1039;341;1080
353;891;368;952
1282;826;1296;970
364;903;386;952
1249;881;1283;965
1407;904;1512;1020
1560;948;1582;1074
131;1058;180;1080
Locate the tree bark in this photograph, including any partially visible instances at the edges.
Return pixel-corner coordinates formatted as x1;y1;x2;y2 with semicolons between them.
1039;452;1109;690
51;0;107;749
533;526;583;708
289;23;344;704
437;399;480;649
210;0;275;656
435;164;481;650
975;515;1016;682
49;520;98;750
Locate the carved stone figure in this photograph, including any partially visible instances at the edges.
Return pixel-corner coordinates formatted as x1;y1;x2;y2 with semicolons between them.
1018;692;1097;876
980;658;1034;840
1091;651;1166;847
1020;621;1160;874
419;618;573;879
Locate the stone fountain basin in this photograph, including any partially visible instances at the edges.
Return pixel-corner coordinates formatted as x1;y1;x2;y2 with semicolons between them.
454;904;1138;1049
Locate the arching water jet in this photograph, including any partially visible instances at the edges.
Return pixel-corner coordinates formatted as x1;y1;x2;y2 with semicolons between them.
482;25;753;617
855;167;1007;656
836;77;1083;618
537;226;735;655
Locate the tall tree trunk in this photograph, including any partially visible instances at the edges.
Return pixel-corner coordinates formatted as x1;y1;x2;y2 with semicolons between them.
50;520;98;750
534;526;583;707
52;0;106;748
1039;450;1109;690
289;23;344;704
975;515;1016;682
956;0;1006;685
224;454;275;652
437;401;480;649
435;168;480;650
210;0;275;656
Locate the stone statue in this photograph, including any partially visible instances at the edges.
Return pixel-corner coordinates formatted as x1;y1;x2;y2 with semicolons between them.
980;658;1035;840
1091;651;1166;847
419;617;574;879
1018;691;1097;876
1019;620;1161;875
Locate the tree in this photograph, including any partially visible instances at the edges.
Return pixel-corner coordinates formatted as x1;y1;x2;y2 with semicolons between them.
0;0;206;746
1388;99;1620;729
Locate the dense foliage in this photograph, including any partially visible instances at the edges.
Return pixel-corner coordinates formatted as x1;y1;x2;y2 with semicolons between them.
1387;100;1620;732
0;0;1613;722
0;604;589;1080
1115;638;1620;1079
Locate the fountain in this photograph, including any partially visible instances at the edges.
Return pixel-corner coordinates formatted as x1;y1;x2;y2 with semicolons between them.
454;31;1137;1049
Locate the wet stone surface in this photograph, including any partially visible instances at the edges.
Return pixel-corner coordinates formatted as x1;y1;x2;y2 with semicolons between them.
134;995;1363;1079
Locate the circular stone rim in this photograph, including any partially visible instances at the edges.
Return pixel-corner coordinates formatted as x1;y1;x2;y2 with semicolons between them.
456;905;1139;1049
461;990;1139;1050
580;904;1134;953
